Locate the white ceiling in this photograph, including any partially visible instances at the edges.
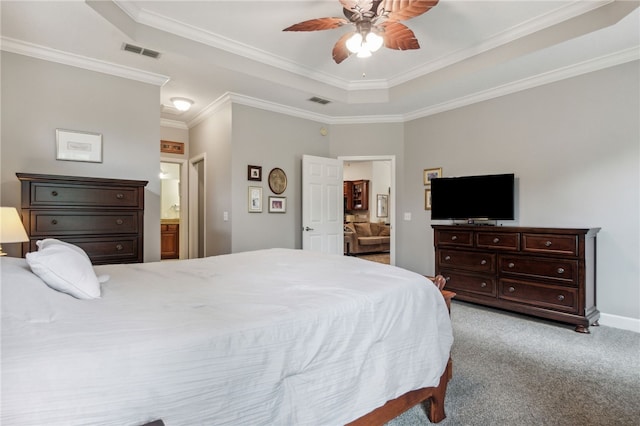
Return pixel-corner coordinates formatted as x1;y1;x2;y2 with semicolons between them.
1;1;638;126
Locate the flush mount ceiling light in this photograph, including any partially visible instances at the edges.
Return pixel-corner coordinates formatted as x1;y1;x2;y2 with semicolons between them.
170;97;193;112
283;0;439;64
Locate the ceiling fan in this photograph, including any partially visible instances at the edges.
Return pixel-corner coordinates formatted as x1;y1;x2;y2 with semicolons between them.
283;0;439;64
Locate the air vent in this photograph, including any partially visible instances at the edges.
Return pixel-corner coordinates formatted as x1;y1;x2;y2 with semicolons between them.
122;43;161;59
308;96;331;105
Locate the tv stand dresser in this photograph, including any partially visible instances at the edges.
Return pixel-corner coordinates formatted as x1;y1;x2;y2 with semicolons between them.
432;225;600;333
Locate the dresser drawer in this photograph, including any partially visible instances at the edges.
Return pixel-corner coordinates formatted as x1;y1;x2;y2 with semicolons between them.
499;279;578;313
476;232;520;251
28;236;140;264
522;233;578;256
499;255;578;285
30;183;142;208
439;249;495;273
440;270;496;297
435;229;473;247
29;211;140;236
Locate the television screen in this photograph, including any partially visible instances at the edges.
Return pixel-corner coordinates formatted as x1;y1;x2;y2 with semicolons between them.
430;173;515;220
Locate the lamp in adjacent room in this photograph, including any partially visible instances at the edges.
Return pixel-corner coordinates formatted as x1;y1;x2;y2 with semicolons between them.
0;207;29;256
170;97;194;112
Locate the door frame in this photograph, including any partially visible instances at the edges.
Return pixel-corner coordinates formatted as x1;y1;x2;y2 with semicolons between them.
188;153;206;258
338;155;396;265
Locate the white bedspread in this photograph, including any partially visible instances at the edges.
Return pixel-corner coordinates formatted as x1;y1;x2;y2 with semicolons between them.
1;248;453;426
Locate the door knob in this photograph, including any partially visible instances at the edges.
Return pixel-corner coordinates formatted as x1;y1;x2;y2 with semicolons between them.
303;226;314;231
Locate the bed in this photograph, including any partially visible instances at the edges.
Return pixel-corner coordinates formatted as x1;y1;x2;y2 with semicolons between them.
1;247;453;425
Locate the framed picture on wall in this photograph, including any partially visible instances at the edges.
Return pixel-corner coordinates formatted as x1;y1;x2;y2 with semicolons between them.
377;194;388;217
248;165;262;181
268;196;286;213
425;188;432;210
423;167;442;185
56;129;102;163
248;186;263;212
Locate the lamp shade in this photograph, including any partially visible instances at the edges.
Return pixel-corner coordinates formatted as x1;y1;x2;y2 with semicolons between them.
0;207;28;243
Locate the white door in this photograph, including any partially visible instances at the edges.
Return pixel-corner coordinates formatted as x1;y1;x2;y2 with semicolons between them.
302;155;343;254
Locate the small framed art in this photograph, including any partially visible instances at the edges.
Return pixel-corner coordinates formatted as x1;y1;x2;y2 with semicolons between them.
248;165;262;181
248;186;263;212
56;129;102;163
268;196;286;213
423;167;442;185
160;140;185;155
425;188;432;210
377;194;388;218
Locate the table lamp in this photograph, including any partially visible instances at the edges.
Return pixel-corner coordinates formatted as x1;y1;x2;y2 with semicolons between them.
0;207;29;256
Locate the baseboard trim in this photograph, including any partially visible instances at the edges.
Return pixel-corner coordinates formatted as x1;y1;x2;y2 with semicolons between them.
599;313;640;333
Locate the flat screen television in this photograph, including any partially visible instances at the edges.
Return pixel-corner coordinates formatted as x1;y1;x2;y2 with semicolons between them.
430;173;515;221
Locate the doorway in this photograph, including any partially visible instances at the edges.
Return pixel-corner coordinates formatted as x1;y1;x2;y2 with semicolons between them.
160;159;187;260
339;155;396;265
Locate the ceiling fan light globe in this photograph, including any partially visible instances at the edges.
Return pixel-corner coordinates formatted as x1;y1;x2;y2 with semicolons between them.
356;48;372;58
366;32;383;52
346;33;363;53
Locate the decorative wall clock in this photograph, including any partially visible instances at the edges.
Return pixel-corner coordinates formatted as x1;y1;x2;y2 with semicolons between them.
268;168;287;194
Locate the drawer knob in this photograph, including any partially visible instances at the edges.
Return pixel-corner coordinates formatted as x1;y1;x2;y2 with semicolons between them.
445;276;451;282
451;235;458;241
445;255;451;261
480;259;487;265
508;286;515;293
493;237;500;243
51;191;58;197
480;282;487;288
115;244;123;251
116;193;124;199
508;262;515;268
557;295;565;301
545;240;552;247
557;267;565;274
51;219;58;225
115;219;124;225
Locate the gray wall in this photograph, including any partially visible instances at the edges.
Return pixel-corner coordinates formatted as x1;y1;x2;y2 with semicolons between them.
230;104;329;252
402;61;639;321
0;52;162;261
188;103;233;256
1;50;637;324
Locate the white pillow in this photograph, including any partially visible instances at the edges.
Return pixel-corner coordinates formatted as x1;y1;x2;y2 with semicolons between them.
26;242;102;299
35;239;110;283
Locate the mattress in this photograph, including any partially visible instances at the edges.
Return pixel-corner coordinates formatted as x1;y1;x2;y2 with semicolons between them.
1;248;453;425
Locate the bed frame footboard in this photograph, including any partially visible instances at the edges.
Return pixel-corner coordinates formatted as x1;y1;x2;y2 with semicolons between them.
346;358;452;425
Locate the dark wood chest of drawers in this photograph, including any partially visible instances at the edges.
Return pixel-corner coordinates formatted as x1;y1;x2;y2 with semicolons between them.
433;225;600;332
18;173;148;265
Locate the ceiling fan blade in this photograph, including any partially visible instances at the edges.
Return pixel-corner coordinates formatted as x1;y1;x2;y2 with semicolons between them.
382;21;420;50
332;32;354;64
283;17;348;32
379;0;439;21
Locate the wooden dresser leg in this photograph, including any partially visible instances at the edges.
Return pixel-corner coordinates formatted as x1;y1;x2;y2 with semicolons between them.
575;325;591;334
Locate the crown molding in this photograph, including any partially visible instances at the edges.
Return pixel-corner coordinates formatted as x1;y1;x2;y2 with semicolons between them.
114;0;613;93
181;46;638;128
3;36;633;127
390;0;613;87
160;118;189;130
404;46;640;122
113;1;354;91
0;37;170;86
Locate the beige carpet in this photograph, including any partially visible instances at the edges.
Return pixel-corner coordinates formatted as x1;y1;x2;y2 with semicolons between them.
353;253;390;264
